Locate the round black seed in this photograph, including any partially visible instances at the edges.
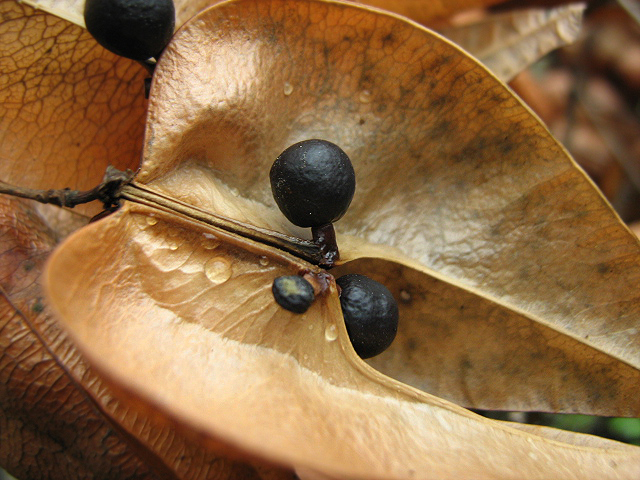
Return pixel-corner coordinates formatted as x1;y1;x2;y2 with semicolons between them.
270;139;356;228
272;275;315;314
336;274;398;359
84;0;175;61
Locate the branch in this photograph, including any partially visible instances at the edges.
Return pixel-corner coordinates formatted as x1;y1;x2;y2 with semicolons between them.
0;166;335;267
0;167;134;209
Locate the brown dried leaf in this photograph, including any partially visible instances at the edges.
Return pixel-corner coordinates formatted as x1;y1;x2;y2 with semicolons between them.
0;197;158;479
335;253;640;416
43;0;640;478
0;0;145;202
131;0;640;415
46;203;640;480
0;198;290;480
22;0;513;33
617;0;640;25
351;0;511;26
0;1;294;478
22;0;86;26
438;3;586;82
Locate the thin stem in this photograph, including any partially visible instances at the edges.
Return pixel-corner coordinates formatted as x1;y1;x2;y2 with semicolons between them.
120;183;327;265
137;59;156;75
312;223;339;267
0;166;133;209
0;166;335;268
0;181;95;207
136;60;155;99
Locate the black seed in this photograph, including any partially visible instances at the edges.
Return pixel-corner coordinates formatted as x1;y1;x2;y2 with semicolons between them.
270;139;356;228
336;274;398;359
84;0;175;61
272;275;315;314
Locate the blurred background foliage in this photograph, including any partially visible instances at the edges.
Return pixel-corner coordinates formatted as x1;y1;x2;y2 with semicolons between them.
502;0;640;227
479;410;640;445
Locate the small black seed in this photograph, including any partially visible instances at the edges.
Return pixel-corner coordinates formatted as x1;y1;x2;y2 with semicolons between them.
272;275;315;314
336;274;398;359
270;139;356;228
84;0;175;61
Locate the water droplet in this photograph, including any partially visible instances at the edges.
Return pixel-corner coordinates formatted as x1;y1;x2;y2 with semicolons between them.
165;238;180;251
303;354;309;360
146;216;157;226
202;233;220;250
164;230;181;251
324;324;338;341
229;186;239;197
308;324;314;330
359;90;372;103
283;81;293;96
259;256;269;267
204;256;232;284
400;289;411;303
204;241;219;250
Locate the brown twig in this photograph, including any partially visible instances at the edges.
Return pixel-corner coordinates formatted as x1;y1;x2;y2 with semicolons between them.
0;166;134;209
312;223;340;267
119;183;332;267
0;166;338;268
137;59;156;75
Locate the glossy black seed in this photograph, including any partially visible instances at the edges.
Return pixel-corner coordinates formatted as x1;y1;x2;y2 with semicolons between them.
272;275;315;314
336;274;398;359
84;0;175;61
270;139;356;228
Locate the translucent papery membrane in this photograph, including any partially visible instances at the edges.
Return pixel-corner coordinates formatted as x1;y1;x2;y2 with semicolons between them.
45;203;640;479
44;0;640;478
132;0;640;415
